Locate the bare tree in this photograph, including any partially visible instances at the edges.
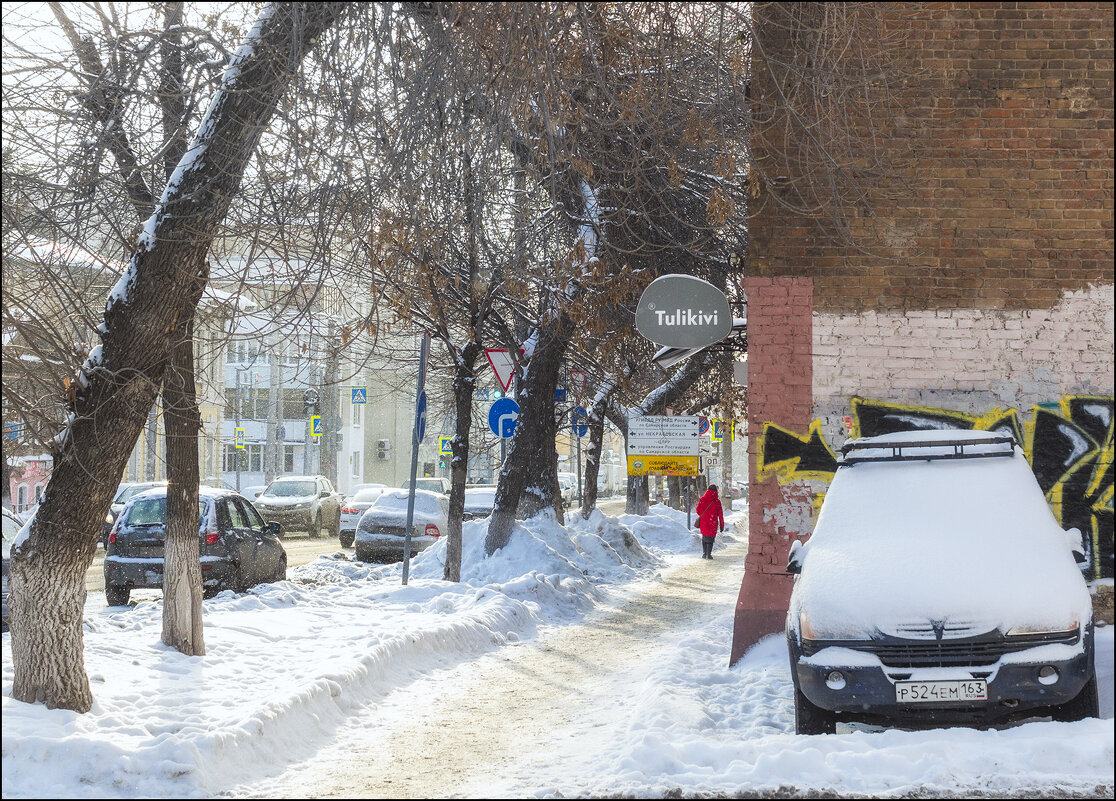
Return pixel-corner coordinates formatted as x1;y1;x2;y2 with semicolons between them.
7;1;347;712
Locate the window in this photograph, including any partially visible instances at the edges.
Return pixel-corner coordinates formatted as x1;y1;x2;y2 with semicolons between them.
16;485;28;513
224;444;246;473
352;451;361;479
34;484;44;503
248;444;263;472
239;498;265;530
224;498;249;529
352;403;362;428
284;445;295;473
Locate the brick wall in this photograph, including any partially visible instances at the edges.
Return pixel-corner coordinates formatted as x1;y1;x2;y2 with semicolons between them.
731;2;1114;663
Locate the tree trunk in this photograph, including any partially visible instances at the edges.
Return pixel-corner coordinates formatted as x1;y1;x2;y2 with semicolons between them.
668;475;681;509
485;313;572;555
444;343;479;582
161;316;205;655
625;473;649;515
9;2;347;712
579;408;605;518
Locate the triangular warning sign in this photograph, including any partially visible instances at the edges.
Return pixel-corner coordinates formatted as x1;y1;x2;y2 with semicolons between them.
485;349;516;392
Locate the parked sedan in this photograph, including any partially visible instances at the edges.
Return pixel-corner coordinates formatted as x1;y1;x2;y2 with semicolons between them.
254;475;342;539
339;485;389;548
104;487;287;606
354;489;449;563
462;486;497;521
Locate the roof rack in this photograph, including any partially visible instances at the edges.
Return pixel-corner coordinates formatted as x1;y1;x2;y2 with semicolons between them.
839;434;1016;466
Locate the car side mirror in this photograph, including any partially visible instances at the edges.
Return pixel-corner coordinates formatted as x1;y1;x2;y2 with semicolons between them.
787;540;806;575
320;490;330;498
268;521;281;536
1064;527;1088;566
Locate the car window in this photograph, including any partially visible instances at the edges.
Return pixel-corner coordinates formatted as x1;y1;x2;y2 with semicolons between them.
353;488;384;502
264;480;316;497
124;496;205;525
225;498;250;529
237;498;266;529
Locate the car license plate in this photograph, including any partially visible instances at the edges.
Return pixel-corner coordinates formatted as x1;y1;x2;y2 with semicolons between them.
895;680;987;704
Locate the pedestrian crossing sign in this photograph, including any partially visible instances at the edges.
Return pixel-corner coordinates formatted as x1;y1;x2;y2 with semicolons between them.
234;428;245;449
310;415;322;437
439;436;453;456
351;388;367;404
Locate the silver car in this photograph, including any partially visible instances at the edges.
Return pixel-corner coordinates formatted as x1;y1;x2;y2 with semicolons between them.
339;485;388;548
354;489;449;563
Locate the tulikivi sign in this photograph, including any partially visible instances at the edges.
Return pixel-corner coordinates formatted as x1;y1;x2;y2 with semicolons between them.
635;274;732;349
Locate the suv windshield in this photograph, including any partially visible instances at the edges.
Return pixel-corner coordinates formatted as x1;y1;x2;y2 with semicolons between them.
405;479;445;493
116;483;162;504
263;481;316;498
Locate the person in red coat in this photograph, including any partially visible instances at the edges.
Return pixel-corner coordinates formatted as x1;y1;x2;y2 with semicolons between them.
694;484;725;559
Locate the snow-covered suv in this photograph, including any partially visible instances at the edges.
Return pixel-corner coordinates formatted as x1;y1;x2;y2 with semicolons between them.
786;430;1097;734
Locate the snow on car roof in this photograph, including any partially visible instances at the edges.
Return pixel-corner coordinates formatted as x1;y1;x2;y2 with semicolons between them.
792;445;1091;638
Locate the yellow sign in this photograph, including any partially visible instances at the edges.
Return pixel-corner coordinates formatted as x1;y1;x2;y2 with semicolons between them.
310;415;322;437
627;455;700;477
234;428;245;449
711;419;735;442
439;436;453;456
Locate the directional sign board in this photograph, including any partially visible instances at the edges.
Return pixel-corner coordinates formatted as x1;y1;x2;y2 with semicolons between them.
627;415;701;476
485;349;517;392
572;406;589;437
415;391;428;442
351;388;367;404
310;416;322;437
489;397;520;438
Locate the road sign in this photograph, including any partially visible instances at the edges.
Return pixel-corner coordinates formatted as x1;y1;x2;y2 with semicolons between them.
555;388;567;403
635;274;732;349
416;391;428;442
439;436;453;456
698;417;710;435
485;349;517;392
628;415;701;457
572;406;589;437
569;369;587;398
489;397;520;438
351;388;367;404
303;388;319;406
712;420;735;442
475;388;490;402
278;424;286;440
626;455;700;477
310;416;322;437
235;428;246;449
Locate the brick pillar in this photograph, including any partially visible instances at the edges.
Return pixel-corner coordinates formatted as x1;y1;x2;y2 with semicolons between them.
729;276;814;666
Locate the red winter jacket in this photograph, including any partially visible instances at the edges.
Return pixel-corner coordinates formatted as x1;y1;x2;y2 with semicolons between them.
695;488;724;538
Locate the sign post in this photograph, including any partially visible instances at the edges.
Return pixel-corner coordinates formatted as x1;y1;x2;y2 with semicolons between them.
402;332;430;586
572;406;588;505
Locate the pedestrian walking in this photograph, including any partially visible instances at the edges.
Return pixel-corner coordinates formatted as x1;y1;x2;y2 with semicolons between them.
694;483;725;559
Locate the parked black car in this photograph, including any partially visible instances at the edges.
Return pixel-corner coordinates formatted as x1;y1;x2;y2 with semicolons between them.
103;481;167;547
104;487;287;606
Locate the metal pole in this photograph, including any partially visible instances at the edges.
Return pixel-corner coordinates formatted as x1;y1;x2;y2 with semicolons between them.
685;475;691;530
235;368;242;492
575;419;582;506
402;333;429;586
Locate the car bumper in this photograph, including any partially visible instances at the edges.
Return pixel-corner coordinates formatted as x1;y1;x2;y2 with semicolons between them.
258;507;315;531
793;640;1093;725
104;555;236;590
353;533;438;561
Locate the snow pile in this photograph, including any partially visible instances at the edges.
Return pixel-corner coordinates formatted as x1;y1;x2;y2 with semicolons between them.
1;506;701;797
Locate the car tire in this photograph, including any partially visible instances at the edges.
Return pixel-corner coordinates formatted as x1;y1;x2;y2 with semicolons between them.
105;585;130;607
202;585;220;600
340;530;354;548
1050;673;1100;722
309;512;322;539
331;512;341;540
794;687;837;735
354;547;371;563
275;555;287;583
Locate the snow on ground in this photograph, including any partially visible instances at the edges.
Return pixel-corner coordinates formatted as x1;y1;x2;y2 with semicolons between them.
2;502;1113;798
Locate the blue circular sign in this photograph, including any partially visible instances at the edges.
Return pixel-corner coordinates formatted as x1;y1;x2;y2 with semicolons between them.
416;391;428;442
698;416;710;435
489;397;520;439
572;406;589;437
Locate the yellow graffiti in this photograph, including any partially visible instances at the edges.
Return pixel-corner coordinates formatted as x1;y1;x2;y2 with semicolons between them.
756;419;838;484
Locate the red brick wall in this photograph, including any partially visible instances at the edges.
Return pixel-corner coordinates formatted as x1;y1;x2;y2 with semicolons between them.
730;277;814;665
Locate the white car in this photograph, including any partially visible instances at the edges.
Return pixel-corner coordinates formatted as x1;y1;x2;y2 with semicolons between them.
786;430;1097;734
462;486;498;521
354;489;449;563
557;472;578;507
339;485;389;547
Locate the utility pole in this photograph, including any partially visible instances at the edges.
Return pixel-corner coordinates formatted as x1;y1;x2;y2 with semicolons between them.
234;367;242;492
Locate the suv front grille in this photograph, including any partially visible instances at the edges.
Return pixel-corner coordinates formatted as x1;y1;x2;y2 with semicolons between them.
801;629;1079;667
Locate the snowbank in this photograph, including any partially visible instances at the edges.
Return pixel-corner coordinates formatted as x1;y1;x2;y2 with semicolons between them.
1;506;710;797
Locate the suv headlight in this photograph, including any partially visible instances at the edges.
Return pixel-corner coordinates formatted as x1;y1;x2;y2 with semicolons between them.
1005;619;1079;637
